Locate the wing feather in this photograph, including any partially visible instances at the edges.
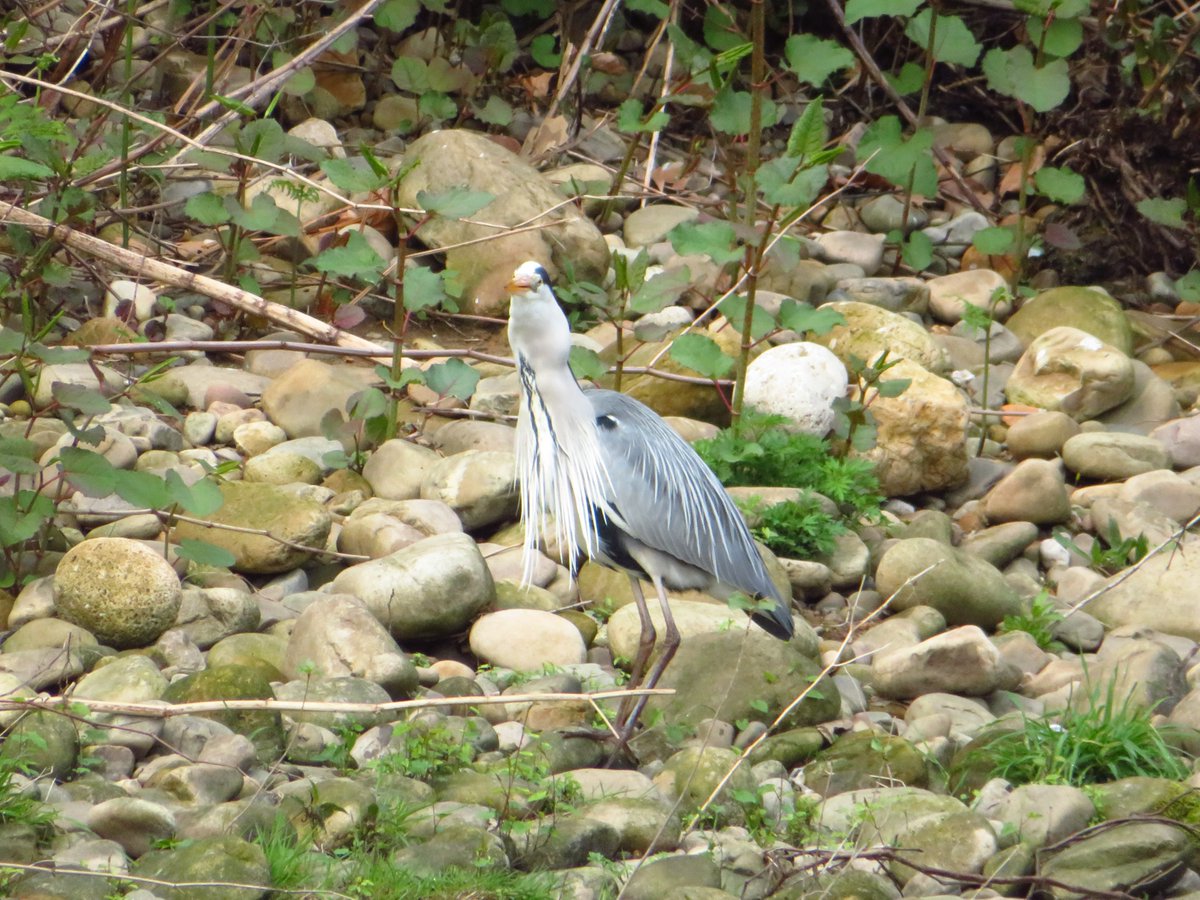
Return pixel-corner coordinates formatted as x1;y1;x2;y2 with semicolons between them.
585;389;781;601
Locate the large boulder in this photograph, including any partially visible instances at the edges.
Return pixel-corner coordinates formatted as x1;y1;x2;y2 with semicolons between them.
395;130;609;315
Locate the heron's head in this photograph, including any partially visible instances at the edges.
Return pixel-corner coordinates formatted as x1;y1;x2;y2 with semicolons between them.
506;261;554;300
506;261;569;357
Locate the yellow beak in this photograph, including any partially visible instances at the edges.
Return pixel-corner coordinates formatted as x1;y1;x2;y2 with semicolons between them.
506;274;536;293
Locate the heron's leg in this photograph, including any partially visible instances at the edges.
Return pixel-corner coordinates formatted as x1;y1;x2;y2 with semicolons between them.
617;575;657;728
619;574;681;738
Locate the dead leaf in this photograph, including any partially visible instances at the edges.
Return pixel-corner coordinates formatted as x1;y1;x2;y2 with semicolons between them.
522;114;569;161
998;143;1046;196
516;72;555;100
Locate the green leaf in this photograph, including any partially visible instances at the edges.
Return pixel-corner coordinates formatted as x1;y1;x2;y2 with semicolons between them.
418;91;457;122
905;11;980;67
472;96;514;127
901;230;934;270
231;193;300;236
777;300;846;335
981;46;1070;112
845;0;923;25
1176;271;1200;302
1034;166;1085;204
786;97;826;159
972;226;1016;255
0;156;53;179
626;0;668;15
719;295;776;340
59;446;118;495
0;438;39;476
665;24;711;74
886;61;926;96
784;35;854;86
112;469;170;508
0;491;55;547
629;266;691;315
616;98;669;134
1137;197;1188;229
312;231;387;280
875;377;912;398
51;382;111;415
184;192;231;226
858;116;938;197
669;221;743;265
236;119;285;162
321;158;387;194
282;66;316;97
166;471;224;516
703;4;742;52
376;0;418;32
403;266;447;312
502;0;555;15
177;539;237;568
424;358;480;400
669;333;733;379
392;57;429;93
710;83;776;136
1029;16;1083;57
530;34;560;68
756;158;828;208
569;346;607;382
416;187;494;219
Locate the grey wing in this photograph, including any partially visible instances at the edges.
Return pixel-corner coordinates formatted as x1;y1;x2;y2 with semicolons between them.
585;388;781;600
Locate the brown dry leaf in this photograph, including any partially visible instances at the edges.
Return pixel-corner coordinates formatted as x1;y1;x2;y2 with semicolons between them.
998;143;1046;196
176;238;222;261
590;52;627;76
522;114;569;161
516;72;555;100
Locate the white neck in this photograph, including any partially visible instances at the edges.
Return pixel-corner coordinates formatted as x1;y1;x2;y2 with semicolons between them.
508;288;611;578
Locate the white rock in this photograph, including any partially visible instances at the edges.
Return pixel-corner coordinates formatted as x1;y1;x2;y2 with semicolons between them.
744;342;847;436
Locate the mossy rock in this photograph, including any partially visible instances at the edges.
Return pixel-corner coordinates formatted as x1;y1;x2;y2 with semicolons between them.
132;835;270;900
1007;286;1133;355
804;730;929;797
162;665;284;762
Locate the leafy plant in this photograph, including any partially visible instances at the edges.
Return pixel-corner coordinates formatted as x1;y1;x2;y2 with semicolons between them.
998;590;1066;653
695;411;883;523
741;494;848;559
1054;520;1149;576
829;350;911;456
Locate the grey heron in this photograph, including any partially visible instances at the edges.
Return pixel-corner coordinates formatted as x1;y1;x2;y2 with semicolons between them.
505;261;795;730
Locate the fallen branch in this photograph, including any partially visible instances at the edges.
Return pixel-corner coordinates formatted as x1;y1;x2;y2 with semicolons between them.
0;202;389;354
1;688;673;720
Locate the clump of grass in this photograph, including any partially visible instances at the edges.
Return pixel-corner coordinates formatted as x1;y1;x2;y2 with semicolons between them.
998;590;1066;653
955;683;1189;792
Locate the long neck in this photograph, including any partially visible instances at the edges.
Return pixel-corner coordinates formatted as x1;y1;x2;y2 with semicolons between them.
508;292;610;574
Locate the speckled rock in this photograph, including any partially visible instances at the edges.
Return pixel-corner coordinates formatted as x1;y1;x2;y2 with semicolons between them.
53;538;181;649
853;359;969;497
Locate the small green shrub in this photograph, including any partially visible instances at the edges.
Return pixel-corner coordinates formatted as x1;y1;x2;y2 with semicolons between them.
955;683;1189;791
740;494;847;558
1054;521;1149;576
998;590;1066;653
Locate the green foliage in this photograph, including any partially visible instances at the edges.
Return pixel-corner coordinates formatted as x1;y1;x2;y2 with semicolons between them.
741;493;848;558
0;751;55;830
998;590;1066;652
1054;521;1149;576
958;683;1189;789
858;117;938;197
830;351;911;455
695;412;883;525
669;333;734;379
